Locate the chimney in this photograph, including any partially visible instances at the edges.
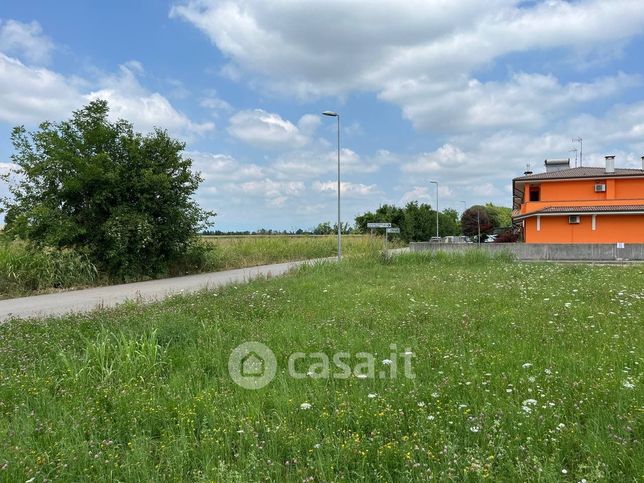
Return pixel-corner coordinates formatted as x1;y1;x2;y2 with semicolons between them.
605;155;615;173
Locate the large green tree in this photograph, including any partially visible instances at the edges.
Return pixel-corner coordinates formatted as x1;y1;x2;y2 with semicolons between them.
485;203;513;228
1;100;213;277
355;202;460;242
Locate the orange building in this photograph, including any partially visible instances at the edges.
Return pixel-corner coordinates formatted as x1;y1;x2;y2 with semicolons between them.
512;156;644;243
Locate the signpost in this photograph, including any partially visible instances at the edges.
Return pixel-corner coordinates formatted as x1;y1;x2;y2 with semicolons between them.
367;223;398;254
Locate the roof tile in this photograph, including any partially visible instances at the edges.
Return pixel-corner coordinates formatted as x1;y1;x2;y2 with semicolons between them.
514;167;644;181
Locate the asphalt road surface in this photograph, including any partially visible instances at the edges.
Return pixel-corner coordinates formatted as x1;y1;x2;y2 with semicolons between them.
0;259;327;322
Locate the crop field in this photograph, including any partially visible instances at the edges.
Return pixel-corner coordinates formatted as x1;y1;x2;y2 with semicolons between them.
0;252;642;481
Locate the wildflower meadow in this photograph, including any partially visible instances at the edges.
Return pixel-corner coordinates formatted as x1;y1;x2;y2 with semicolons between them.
0;252;642;481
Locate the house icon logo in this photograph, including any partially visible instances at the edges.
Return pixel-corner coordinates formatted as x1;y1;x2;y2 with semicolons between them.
241;351;265;377
228;341;277;389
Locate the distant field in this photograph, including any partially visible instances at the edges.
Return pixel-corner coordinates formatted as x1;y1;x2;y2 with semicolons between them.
200;234;399;271
0;252;641;481
0;235;395;298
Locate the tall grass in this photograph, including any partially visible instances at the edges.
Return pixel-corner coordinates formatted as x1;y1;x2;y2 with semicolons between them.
200;234;397;271
0;240;97;297
0;235;396;297
0;255;641;480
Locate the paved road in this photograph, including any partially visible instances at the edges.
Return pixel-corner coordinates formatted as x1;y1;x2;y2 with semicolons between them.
0;259;331;322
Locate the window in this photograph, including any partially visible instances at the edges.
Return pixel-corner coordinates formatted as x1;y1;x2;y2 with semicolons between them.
568;215;580;224
529;186;540;202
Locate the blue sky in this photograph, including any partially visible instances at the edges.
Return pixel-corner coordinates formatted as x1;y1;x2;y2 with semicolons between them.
2;0;644;231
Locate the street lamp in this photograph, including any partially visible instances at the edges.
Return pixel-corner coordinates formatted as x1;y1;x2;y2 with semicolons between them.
323;111;341;261
430;180;439;238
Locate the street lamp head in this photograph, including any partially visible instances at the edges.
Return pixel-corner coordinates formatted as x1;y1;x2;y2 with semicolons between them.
322;111;338;117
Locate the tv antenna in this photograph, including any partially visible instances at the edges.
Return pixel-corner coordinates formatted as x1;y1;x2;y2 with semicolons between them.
572;137;582;166
569;148;578;167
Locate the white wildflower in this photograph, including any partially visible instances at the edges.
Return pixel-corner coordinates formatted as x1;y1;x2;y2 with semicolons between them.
300;402;312;410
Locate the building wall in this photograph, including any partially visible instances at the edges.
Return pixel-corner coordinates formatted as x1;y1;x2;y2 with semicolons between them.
524;177;644;206
616;178;644;199
524;214;644;243
537;179;606;202
410;242;644;260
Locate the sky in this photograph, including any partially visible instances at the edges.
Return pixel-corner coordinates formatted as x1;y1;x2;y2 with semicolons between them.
1;0;644;231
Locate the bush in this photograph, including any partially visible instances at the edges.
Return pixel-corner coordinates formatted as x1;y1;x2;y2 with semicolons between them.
494;228;520;243
1;100;213;279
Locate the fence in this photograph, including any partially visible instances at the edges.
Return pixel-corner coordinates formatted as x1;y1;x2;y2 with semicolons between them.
409;242;644;261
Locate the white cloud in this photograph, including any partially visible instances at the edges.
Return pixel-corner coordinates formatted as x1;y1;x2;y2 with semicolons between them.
227;109;313;149
189;151;265;182
272;147;396;180
297;114;321;136
312;180;380;197
226;178;306;207
403;144;468;174
0;53;82;124
0;162;17;174
400;186;432;205
200;89;233;112
0;54;214;140
383;72;639;133
86;63;214;137
172;0;644;132
0;19;53;64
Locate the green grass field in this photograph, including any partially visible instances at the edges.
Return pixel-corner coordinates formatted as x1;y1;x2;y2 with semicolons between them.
0;252;642;481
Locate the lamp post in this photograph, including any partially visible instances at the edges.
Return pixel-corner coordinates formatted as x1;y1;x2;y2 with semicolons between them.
477;208;481;246
460;201;467;236
430;180;439;238
323;111;341;261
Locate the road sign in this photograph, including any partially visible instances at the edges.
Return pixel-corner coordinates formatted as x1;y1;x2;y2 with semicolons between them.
386;227;400;234
367;222;392;228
